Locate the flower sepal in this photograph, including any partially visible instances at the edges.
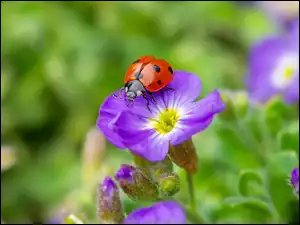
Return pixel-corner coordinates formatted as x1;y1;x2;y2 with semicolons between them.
157;172;180;197
168;138;198;174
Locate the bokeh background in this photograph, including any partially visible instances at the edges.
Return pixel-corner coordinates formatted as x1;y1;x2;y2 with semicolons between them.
1;1;299;224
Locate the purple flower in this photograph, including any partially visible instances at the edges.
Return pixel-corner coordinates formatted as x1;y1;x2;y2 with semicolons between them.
123;201;186;224
289;17;299;48
289;167;299;197
97;71;225;161
245;32;299;105
257;1;299;32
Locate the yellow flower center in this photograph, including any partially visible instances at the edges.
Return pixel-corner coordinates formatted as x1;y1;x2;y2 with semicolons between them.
149;109;180;134
271;54;299;89
284;66;294;80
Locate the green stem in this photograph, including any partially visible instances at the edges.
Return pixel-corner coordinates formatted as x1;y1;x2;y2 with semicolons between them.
182;205;206;224
186;172;196;212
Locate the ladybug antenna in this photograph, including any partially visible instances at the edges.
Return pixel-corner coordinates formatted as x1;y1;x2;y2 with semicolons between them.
113;87;124;99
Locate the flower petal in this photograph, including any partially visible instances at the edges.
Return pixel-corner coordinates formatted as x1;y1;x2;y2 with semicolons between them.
169;90;225;145
97;89;164;147
245;36;290;103
289;17;299;48
163;70;202;108
123;201;186;224
97;93;130;148
110;110;169;162
284;73;299;104
132;133;169;162
109;110;152;145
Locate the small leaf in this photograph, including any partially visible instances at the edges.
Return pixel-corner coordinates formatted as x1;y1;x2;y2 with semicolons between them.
215;125;260;169
279;120;299;152
265;96;295;136
238;170;266;198
268;151;298;176
215;196;273;223
267;151;299;220
224;196;271;215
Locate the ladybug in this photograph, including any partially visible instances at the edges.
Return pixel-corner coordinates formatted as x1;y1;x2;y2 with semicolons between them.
117;55;174;111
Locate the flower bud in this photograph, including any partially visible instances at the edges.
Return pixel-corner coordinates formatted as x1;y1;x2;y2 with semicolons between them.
115;164;159;202
98;176;124;224
289;167;299;197
157;172;180;197
82;128;107;185
168;138;198;174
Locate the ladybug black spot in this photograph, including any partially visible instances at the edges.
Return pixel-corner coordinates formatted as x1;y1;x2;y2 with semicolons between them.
133;59;139;64
168;66;173;74
153;65;160;72
157;80;162;85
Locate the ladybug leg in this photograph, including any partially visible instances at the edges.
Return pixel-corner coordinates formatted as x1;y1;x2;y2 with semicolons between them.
147;91;157;104
165;87;175;92
142;93;152;113
125;99;133;108
113;88;124;99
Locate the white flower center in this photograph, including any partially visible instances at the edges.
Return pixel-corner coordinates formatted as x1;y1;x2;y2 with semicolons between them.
271;53;299;90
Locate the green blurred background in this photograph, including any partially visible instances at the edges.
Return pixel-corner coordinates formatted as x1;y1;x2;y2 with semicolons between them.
1;1;299;224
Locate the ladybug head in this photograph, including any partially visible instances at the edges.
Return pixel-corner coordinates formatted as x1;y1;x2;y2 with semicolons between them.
124;80;145;101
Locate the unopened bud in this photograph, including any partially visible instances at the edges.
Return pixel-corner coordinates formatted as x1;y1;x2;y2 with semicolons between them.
169;138;198;174
115;164;159;202
82;128;107;185
98;176;124;224
158;172;180;197
289;168;299;197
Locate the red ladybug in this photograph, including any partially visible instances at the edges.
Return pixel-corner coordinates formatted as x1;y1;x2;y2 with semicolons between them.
119;55;174;110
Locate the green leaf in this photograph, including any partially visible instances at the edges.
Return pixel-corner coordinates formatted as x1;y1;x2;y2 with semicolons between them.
265;97;295;137
224;196;271;215
279;120;299;152
238;169;266;199
267;151;299;221
215;124;261;169
212;195;274;223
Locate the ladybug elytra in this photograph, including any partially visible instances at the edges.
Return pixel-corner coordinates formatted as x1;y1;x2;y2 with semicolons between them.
117;55;174;111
